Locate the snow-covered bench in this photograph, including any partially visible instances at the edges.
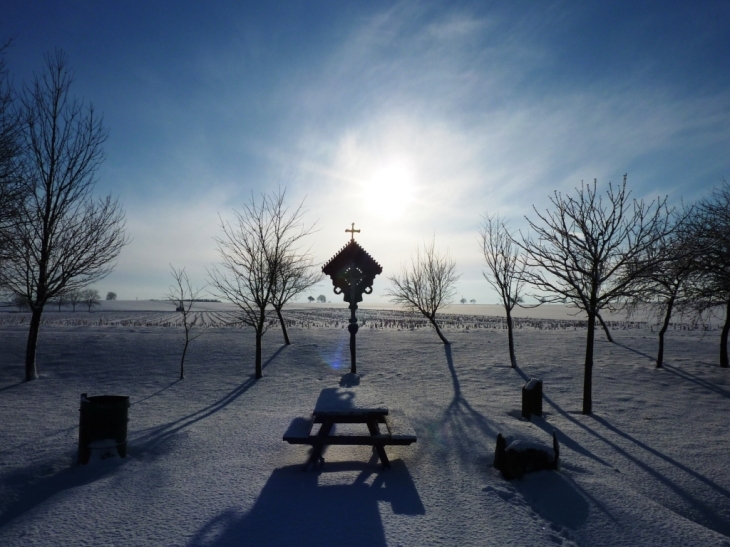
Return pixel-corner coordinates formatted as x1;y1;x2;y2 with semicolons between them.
493;431;560;480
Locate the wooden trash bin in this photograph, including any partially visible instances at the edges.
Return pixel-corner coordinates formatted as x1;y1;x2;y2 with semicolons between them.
78;393;130;464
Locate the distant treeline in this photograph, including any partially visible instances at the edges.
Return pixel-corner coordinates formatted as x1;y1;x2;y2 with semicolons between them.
155;298;221;303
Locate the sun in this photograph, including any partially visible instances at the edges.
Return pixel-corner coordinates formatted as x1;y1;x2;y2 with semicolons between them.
362;156;417;219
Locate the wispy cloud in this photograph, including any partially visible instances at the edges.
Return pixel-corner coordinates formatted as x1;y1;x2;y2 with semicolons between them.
9;1;727;301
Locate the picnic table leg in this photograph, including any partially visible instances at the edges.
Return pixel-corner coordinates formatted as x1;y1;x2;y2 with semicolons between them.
306;419;334;470
366;418;391;469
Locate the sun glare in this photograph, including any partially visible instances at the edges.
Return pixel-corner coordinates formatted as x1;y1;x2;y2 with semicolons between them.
362;157;417;219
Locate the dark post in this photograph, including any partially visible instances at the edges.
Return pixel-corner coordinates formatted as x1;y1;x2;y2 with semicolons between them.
521;378;543;420
348;275;359;374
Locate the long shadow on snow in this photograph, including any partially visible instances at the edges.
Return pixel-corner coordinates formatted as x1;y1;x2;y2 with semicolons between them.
615;341;730;400
130;378;183;406
129;345;287;456
0;348;288;530
0;373;179;522
187;457;424;547
434;345;498;464
614;341;655;362
0;456;125;530
662;363;730;400
0;381;23;393
542;394;730;536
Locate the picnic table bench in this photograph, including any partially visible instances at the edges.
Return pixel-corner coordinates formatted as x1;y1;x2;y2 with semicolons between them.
283;387;417;469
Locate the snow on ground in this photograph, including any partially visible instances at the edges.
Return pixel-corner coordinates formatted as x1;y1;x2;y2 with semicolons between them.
1;307;730;546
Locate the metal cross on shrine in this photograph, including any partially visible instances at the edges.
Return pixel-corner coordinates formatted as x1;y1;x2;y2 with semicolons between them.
322;225;382;375
345;222;360;241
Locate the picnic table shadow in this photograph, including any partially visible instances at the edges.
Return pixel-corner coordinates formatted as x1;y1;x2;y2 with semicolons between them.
188;458;424;547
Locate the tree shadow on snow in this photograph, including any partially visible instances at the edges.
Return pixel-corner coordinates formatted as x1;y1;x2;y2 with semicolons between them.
129;375;258;458
615;342;730;400
0;380;23;393
262;344;288;368
613;341;655;362
187;458;424;547
0;456;125;530
542;393;730;536
661;363;730;400
128;345;287;457
130;378;183;406
434;346;498;465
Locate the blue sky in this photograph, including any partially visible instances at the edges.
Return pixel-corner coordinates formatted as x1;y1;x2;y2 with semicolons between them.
3;1;729;303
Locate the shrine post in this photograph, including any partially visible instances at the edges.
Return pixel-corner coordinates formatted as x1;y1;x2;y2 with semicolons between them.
322;224;382;375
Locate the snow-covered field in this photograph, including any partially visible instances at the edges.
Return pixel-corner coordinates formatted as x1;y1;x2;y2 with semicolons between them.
1;305;730;546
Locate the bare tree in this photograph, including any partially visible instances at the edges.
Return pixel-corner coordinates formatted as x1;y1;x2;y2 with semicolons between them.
165;265;205;379
50;291;67;312
80;288;100;312
208;189;315;379
0;51;128;381
479;214;528;368
517;177;671;414
0;39;22;270
67;289;82;312
270;253;322;344
385;237;460;345
317;294;326;303
685;181;730;367
12;292;28;312
621;209;695;367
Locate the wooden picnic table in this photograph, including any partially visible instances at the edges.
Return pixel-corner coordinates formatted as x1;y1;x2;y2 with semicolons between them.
283;387;417;469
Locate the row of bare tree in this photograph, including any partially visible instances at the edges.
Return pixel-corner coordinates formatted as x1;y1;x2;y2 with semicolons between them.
0;46;128;381
478;177;730;414
11;287;103;312
385;177;730;415
166;190;322;380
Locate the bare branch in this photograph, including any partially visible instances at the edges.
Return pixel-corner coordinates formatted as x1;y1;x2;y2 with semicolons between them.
479;213;526;366
0;50;128;381
515;176;673;413
165;265;206;379
208;188;317;377
684;180;730;367
385;236;459;345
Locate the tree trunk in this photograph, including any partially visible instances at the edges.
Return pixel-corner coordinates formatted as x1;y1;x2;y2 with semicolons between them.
430;317;450;345
275;307;290;345
180;337;188;379
656;296;675;369
25;307;43;381
506;307;516;368
596;312;614;343
721;299;730;369
582;312;595;415
255;329;263;378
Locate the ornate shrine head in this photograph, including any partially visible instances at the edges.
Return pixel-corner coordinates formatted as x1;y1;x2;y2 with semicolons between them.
322;239;382;304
